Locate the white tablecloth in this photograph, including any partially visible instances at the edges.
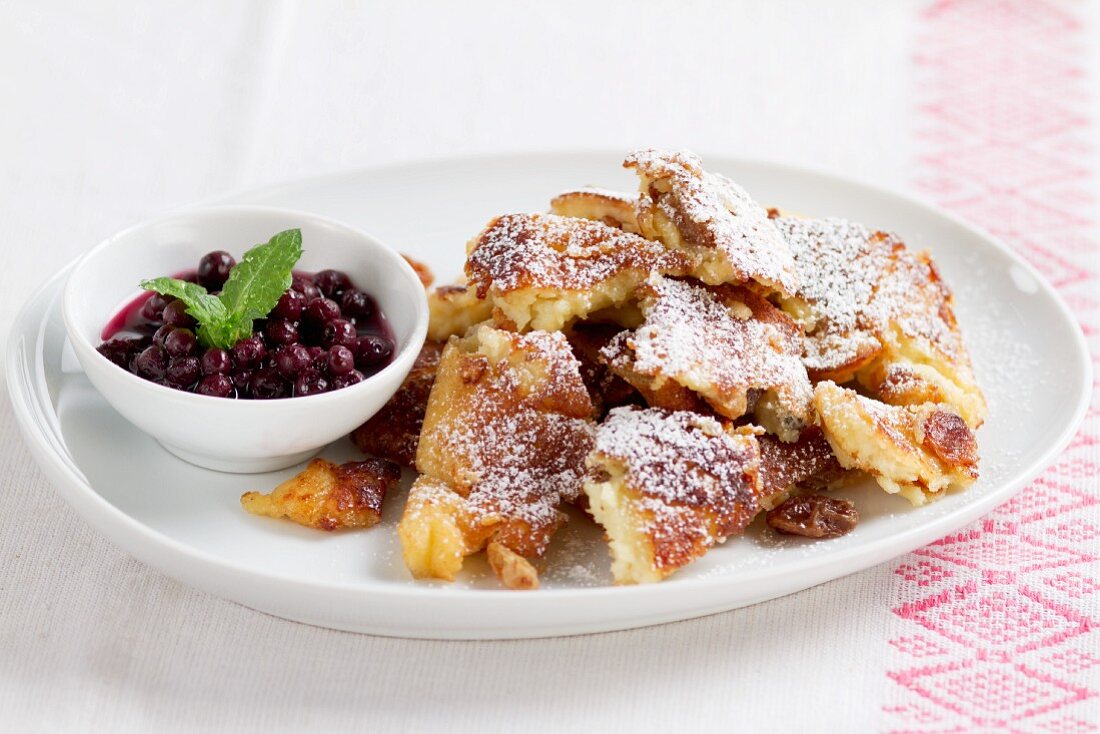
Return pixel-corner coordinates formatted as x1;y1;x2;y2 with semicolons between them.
2;2;1097;731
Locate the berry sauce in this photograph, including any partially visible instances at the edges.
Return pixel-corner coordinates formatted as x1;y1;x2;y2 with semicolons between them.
99;262;396;399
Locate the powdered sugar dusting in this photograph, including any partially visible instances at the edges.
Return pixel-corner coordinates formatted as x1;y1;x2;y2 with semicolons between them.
465;212;686;296
777;216;966;377
426;329;595;552
591;407;761;559
624;148;799;295
601;276;813;423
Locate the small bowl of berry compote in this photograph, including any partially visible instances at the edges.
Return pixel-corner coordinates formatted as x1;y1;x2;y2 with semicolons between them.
63;206;428;473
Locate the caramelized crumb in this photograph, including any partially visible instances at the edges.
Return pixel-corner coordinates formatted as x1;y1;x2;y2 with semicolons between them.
402;254;434;288
241;458;401;531
486;541;540;590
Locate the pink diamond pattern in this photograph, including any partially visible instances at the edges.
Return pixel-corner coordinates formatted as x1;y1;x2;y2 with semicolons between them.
1047;523;1100;544
891;635;952;659
895;561;955;587
997;479;1099;525
915;519;1094;573
890;659;1092;728
1043;572;1100;599
883;0;1100;730
1037;718;1098;734
1041;650;1100;676
895;582;1091;655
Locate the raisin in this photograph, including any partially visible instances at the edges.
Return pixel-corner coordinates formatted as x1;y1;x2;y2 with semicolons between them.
922;410;978;468
766;494;858;539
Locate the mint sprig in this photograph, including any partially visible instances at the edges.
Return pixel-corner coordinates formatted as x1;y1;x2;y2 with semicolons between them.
140;228;304;350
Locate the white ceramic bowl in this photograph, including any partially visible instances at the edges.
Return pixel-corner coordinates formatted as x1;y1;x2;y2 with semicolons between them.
63;205;428;473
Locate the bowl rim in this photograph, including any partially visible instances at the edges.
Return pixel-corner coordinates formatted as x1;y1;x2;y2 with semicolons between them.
61;203;429;410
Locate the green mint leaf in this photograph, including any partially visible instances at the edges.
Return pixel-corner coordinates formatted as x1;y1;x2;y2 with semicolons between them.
138;228;304;351
196;318;245;352
140;278;232;348
218;228;303;323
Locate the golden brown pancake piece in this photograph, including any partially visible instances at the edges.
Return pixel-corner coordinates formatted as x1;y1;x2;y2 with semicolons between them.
400;325;595;587
776;216;986;427
565;323;641;415
757;426;849;510
584;407;761;584
241;458;401;531
464;212;689;332
599;276;813;441
352;341;443;467
813;381;978;506
624;148;799;295
550;186;640;233
427;284;493;342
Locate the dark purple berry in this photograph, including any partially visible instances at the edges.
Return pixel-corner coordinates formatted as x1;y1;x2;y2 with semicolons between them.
232;369;254;397
163;328;197;358
196;373;234;398
97;338;143;369
274;344;311;378
322;319;358;349
327;345;356;376
165;356;201;387
231;336;266;369
200;348;232;375
356;334;394;368
134;345;169;379
303;297;341;325
332;369;365;389
197;251;236;290
249;367;287;399
140;293;168;321
314;269;351;299
162;299;195;328
152;324;174;346
307;346;328;371
294;370;330;397
264;319;298;346
339;289;374;321
271;288;305;321
291;273;320;300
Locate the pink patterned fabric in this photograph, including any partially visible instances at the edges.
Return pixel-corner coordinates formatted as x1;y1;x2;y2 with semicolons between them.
883;1;1100;731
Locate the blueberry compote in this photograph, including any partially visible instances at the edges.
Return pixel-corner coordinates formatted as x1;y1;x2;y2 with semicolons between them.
98;255;396;399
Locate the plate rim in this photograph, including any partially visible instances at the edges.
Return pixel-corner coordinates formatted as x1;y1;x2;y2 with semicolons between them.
7;151;1093;609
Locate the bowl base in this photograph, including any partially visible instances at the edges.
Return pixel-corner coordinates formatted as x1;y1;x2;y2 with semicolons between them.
157;441;319;474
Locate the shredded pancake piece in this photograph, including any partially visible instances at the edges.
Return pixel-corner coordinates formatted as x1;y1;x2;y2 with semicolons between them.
427;284;493;342
584;407;761;584
813;381;978;506
776;216;985;426
624;148;798;295
757;426;849;510
465;212;689;332
550;186;640;233
599;276;813;441
401;325;595;586
352;341;443;467
241;458;401;531
566;323;641;415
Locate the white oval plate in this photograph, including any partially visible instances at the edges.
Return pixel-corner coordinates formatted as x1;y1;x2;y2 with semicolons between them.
8;152;1091;639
